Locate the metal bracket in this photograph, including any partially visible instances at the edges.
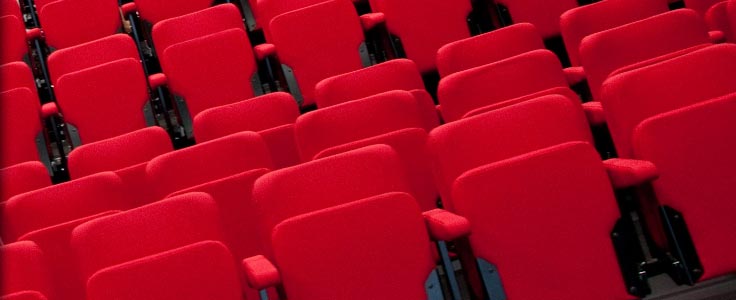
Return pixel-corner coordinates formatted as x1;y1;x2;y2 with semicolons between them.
611;218;652;297
358;41;372;67
280;64;303;107
476;258;506;300
66;123;82;148
34;132;53;176
437;241;462;300
143;101;155;126
660;206;703;285
251;72;265;96
425;269;444;300
173;95;194;139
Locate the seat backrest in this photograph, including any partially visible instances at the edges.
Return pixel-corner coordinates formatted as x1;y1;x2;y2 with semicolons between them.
161;28;258;120
272;192;436;300
633;93;736;281
314;59;425;108
437;23;544;77
0;162;50;203
0;241;50;297
133;0;213;25
580;9;712;100
87;241;241;300
19;211;120;300
71;192;225;282
68;127;173;179
428;94;593;209
256;0;329;39
437;49;567;122
601;44;736;158
146;131;272;200
55;58;152;144
47;34;140;85
295;90;426;161
0;88;43;168
0;15;27;64
452;141;629;299
151;4;245;58
368;0;473;73
561;0;669;66
268;0;366;107
685;0;723;16
193;92;299;142
0;62;38;98
495;0;579;38
1;172;129;242
38;0;121;50
0;291;47;300
0;0;22;19
253;144;413;251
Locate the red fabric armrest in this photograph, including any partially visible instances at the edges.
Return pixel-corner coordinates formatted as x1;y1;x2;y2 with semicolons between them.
242;255;281;290
603;158;658;189
422;209;470;241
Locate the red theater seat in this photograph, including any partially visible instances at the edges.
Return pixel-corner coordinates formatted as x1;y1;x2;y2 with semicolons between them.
0;62;37;96
46;34;140;85
428;94;593;210
130;0;213;25
87;241;242;300
0;15;28;64
367;0;473;73
560;0;669;66
0;0;22;19
193;92;300;169
437;49;574;122
0;291;47;300
494;0;579;39
0;88;47;168
37;0;122;50
255;0;330;39
451;142;632;299
0;241;50;298
0;162;51;203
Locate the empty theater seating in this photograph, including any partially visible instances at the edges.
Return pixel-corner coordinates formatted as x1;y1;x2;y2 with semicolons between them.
437;49;577;122
0;241;50;298
0;162;50;203
244;193;469;299
451;141;632;299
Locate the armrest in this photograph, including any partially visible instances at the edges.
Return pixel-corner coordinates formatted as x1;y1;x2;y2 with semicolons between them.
563;66;586;86
40;102;59;119
26;28;42;41
121;2;137;16
603;158;658;189
148;73;167;89
582;101;606;126
254;44;277;61
360;12;385;31
709;30;726;43
422;209;470;241
242;255;281;290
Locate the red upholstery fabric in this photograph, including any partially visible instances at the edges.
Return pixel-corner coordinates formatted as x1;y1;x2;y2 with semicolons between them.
705;1;733;42
580;9;712;100
1;172;129;242
258;124;301;169
495;0;579;38
0;241;50;297
560;0;669;66
0;62;38;98
47;34;140;84
314;59;425;108
271;192;436;300
253;145;413;253
193;92;299;142
462;86;580;119
134;0;213;24
38;0;121;50
146;132;273;200
87;241;242;300
68;127;173;179
686;0;724;15
19;211;119;300
0;0;22;19
437;23;544;77
0;88;43;168
0;16;27;64
437;49;568;122
151;4;245;56
256;0;328;39
603;159;659;189
166;168;271;300
601;44;736;158
422;209;471;241
314;128;437;211
452;142;630;299
268;0;366;107
368;0;473;73
54;58;151;144
70;193;225;282
295;90;426;159
0;162;50;203
242;255;280;290
0;291;47;300
428;95;593;210
633;93;736;281
161;28;258;118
